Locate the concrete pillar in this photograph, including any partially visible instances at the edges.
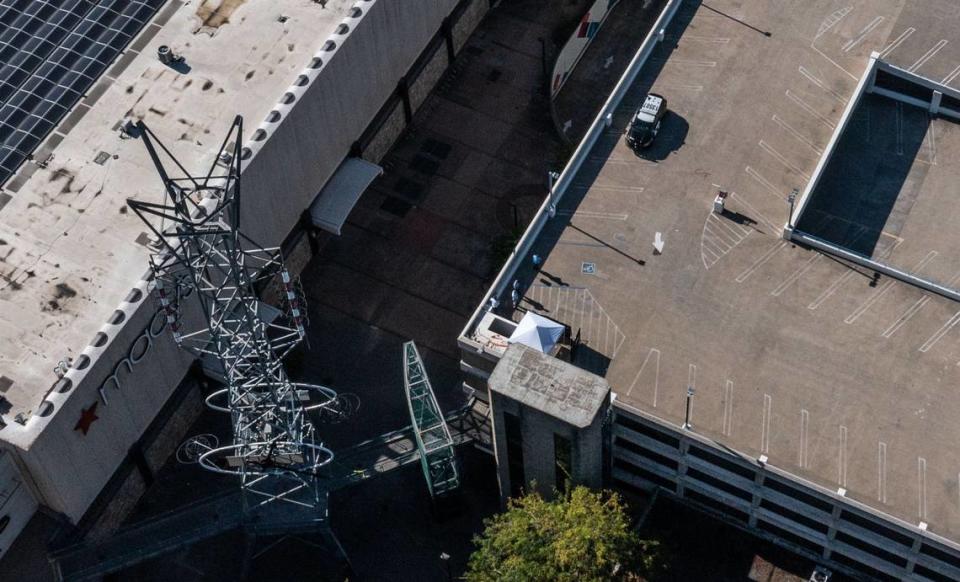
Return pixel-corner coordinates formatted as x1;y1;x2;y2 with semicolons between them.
822;495;843;560
488;344;610;504
748;465;766;528
931;90;943;115
675;438;690;497
905;529;925;575
866;52;881;93
397;76;412;123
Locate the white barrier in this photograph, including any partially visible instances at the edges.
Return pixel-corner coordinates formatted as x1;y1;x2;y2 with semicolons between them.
792;232;960;304
458;0;685;347
784;54;878;236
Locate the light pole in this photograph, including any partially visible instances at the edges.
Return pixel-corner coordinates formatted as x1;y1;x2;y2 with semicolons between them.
787;188;798;228
682;386;695;430
440;552;452;582
547;170;560;218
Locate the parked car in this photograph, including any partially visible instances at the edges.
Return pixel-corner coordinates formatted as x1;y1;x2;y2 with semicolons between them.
626;93;667;149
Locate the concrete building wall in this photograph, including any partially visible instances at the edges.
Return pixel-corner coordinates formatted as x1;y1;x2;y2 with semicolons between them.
0;451;38;556
408;42;450;113
238;0;465;247
574;408;605;489
490;390;604;504
490;391;556;500
452;0;488;53
11;294;196;523
362;100;406;165
0;0;493;534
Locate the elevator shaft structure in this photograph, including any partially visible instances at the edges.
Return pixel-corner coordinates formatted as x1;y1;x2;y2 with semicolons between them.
402;341;460;498
128;116;336;513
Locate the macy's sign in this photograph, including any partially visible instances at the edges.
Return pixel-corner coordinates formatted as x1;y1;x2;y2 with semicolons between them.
96;308;168;406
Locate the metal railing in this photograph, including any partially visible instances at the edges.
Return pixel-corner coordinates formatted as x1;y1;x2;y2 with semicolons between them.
458;0;686;347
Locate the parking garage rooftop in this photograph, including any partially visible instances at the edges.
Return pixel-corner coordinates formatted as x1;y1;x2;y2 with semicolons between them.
464;0;960;553
0;0;350;417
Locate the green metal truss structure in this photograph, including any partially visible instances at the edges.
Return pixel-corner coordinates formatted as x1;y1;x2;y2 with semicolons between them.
402;341;460;498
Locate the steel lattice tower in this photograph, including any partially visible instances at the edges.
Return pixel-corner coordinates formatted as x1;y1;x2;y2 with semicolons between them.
128;116;336;514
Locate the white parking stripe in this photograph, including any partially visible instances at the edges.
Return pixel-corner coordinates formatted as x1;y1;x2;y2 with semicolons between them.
839;425;848;487
731;191;780;232
651;83;704;92
799;409;810;468
845;251;937;324
703;231;731;253
773;114;824;154
572;184;645;193
841;16;884;53
626;347;660;401
759;140;811;180
710;214;751;239
918;457;927;521
943;64;960;87
701;244;720;263
722;380;734;436
736;242;787;283
653;57;716;67
761;394;772;454
772;254;820;297
798;66;848;104
878;442;887;503
880;27;916;58
745;165;783;198
816;6;853;40
909;40;949;73
557;210;628;220
882;296;929;338
920;310;960;353
809;271;854;310
786;90;836;129
668;35;730;44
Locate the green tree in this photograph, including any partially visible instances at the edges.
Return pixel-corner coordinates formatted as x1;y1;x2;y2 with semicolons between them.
466;486;662;582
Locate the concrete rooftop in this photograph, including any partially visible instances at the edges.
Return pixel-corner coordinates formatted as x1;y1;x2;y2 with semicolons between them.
488;0;960;548
0;0;351;416
490;343;609;428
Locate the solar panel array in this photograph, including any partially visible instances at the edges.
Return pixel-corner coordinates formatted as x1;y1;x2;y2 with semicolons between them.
0;0;165;186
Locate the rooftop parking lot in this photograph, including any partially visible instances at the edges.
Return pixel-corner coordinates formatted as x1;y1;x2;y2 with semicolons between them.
499;0;960;547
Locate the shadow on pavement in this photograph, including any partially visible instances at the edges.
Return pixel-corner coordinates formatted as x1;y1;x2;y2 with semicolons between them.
630;111;689;163
796;94;932;258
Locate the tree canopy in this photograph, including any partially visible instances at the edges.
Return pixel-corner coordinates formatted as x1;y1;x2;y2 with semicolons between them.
466;486;661;582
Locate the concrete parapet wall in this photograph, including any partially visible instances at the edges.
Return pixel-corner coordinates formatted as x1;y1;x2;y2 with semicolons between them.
452;0;488;53
459;0;684;351
611;402;960;581
238;0;464;247
409;41;450;113
362;101;406;165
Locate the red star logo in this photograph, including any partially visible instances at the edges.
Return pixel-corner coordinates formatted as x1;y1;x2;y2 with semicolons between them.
74;402;99;435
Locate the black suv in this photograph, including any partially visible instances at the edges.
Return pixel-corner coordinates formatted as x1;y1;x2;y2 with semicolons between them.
626;93;667;149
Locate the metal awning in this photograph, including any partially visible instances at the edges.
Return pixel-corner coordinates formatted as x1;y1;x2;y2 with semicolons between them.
308;157;383;235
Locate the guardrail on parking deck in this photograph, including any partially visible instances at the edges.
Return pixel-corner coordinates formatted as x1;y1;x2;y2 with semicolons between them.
458;0;685;347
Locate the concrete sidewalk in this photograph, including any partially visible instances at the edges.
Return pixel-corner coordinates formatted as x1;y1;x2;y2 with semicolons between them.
552;0;669;144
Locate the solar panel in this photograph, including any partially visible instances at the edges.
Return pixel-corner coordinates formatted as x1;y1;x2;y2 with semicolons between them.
0;0;165;185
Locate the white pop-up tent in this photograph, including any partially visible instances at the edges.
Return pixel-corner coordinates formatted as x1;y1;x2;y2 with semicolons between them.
508;312;565;354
